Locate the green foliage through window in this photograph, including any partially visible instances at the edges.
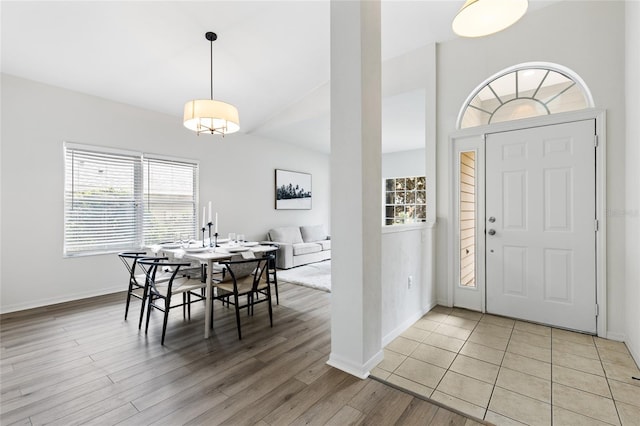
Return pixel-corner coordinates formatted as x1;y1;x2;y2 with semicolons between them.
384;176;426;226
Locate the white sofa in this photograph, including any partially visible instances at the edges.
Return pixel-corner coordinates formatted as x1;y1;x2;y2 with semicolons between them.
266;225;331;269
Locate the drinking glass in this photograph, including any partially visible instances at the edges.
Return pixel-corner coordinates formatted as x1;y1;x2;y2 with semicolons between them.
228;232;236;246
237;234;245;246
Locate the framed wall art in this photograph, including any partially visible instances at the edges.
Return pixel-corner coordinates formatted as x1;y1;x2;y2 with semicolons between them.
275;169;312;210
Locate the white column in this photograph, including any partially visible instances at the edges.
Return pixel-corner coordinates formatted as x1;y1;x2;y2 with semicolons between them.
328;0;383;379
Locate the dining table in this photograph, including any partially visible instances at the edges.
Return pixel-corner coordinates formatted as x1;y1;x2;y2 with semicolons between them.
149;241;277;339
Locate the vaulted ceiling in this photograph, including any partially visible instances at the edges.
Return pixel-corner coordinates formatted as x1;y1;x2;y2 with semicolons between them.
1;1;558;153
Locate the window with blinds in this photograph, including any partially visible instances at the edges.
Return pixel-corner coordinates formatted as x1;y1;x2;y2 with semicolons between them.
143;158;198;246
64;143;198;256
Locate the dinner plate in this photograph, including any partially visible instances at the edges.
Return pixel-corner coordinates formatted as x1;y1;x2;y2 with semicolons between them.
243;241;259;247
183;246;209;253
160;243;181;249
227;247;249;253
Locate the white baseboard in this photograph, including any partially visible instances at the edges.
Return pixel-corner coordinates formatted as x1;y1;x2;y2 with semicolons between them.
327;349;384;379
0;286;123;314
628;342;640;369
605;331;640;367
381;301;438;347
382;312;424;347
426;299;438;312
436;298;450;307
605;331;626;342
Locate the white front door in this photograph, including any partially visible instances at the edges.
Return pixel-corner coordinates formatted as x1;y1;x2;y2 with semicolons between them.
485;120;597;333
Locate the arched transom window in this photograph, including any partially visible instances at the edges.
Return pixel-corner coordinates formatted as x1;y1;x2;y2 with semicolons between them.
457;62;594;129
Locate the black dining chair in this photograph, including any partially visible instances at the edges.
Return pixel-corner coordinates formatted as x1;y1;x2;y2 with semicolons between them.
260;243;280;304
118;251;151;328
137;257;208;345
119;251;176;328
213;255;274;340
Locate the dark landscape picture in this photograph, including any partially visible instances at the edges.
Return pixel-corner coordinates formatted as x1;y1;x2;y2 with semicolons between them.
275;169;312;210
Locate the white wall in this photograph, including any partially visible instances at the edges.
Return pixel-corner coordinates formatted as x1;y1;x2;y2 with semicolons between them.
382;148;425;178
0;74;330;313
435;1;628;338
381;224;435;345
381;149;435;344
624;0;640;363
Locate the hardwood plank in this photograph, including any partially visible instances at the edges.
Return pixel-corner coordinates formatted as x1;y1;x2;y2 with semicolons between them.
289;374;368;426
262;367;350;425
395;398;440;425
126;390;229;425
219;377;308;425
294;357;333;385
326;405;365;425
347;380;396;414
0;377;114;425
429;406;471;425
45;396;136;426
349;382;414;425
81;402;140;426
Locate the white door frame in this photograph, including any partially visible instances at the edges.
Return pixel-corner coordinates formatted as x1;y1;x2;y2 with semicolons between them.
448;109;607;337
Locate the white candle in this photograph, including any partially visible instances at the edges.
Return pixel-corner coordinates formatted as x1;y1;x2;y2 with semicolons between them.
202;207;205;227
208;201;212;223
215;213;218;233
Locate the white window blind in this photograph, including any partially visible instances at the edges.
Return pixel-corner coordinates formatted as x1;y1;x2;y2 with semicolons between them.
63;143;198;256
143;157;199;245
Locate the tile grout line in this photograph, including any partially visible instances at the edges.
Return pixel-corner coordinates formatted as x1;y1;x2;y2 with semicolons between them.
594;336;625;426
426;311;457;401
482;312;516;423
552;333;631;425
383;308;638;426
431;309;488;418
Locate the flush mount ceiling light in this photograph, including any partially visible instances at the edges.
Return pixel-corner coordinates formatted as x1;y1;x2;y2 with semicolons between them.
183;32;239;136
452;0;528;38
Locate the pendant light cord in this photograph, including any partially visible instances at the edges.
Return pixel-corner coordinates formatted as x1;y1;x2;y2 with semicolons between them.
210;37;214;101
205;31;217;101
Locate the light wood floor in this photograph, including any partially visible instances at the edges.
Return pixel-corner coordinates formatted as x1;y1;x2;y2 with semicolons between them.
1;282;484;425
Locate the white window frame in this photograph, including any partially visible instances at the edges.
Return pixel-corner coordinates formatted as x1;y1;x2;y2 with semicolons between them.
383;175;427;226
63;142;199;257
456;62;595;130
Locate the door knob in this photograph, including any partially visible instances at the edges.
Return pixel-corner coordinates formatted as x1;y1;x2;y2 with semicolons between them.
488;229;496;236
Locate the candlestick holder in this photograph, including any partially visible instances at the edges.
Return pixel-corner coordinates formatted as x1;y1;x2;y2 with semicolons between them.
201;227;206;247
213;232;218;249
207;222;214;247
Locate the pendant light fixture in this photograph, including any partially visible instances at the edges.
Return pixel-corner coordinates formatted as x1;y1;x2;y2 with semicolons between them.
452;0;528;38
183;32;240;136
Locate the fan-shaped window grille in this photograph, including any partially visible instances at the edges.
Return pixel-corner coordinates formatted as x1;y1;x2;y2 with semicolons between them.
457;63;594;129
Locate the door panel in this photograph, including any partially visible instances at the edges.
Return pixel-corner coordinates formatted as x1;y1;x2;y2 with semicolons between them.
486;120;596;333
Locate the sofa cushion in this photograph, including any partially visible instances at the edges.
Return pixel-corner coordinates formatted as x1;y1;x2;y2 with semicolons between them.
293;242;322;256
318;240;331;251
300;225;326;242
269;226;303;244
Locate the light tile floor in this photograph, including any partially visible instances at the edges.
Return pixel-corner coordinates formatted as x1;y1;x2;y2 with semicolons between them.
371;305;640;426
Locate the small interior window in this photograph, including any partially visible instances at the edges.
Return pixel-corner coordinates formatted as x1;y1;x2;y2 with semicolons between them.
384;176;426;225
